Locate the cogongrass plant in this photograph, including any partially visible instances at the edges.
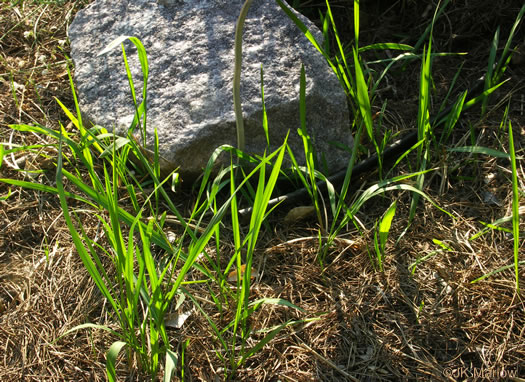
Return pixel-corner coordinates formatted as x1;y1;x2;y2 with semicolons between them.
1;33;307;380
279;0;458;171
278;0;460;266
408;100;523;291
294;65;326;232
3;107;189;380
280;0;519;270
185;140;309;378
2;74;216;380
462;105;523;292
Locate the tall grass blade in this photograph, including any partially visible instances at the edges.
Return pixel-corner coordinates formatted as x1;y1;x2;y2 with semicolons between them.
329;124;364;234
276;0;356;99
297;65;323;227
353;0;359;50
439;90;467;145
482;27;499;115
56;135;119;313
508;120;520;292
462;79;509;110
233;0;254;151
492;4;525;84
260;65;269;147
241;140;288;323
325;0;356;100
408;42;432;225
352;47;374;142
411;0;451;53
276;0;325;56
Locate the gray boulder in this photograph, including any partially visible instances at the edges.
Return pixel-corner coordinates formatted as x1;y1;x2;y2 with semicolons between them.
68;0;352;178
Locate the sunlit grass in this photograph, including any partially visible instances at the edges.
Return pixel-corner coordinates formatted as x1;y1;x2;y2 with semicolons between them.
0;0;523;379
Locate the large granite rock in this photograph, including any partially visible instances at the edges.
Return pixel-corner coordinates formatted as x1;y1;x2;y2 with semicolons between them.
68;0;352;178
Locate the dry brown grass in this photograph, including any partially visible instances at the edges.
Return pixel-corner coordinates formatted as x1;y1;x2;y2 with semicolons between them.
1;1;524;381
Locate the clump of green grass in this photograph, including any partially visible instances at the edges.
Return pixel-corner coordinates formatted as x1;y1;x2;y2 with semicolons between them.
278;0;457;267
278;0;523;287
1;30;308;379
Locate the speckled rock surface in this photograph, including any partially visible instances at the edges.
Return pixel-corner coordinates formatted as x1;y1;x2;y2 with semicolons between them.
68;0;352;177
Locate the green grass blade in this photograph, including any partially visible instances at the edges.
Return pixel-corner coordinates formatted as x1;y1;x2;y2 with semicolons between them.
447;146;512;159
164;349;179;382
482;27;499;115
0;189;11;201
239;319;304;365
353;0;359;50
276;0;325;56
471;261;525;284
379;201;397;255
408;39;432;225
439;90;467;144
354;183;452;220
183;289;229;355
233;141;289;344
99;35;150;140
247;139;288;252
260;65;269;147
326;0;351;73
56;136;119;313
233;0;254;151
330;171;454;247
329;125;363;233
508;120;520;292
0;144;4;168
493;4;525;83
64;65;86;141
276;0;353;97
359;43;413;52
106;341;128;382
373;231;381;271
352;47;373;142
469;207;525;241
297;64;323;226
463;79;509;109
0;178;92;205
411;0;451;53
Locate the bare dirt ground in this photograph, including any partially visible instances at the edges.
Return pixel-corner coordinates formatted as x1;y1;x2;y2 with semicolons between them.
0;1;524;381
